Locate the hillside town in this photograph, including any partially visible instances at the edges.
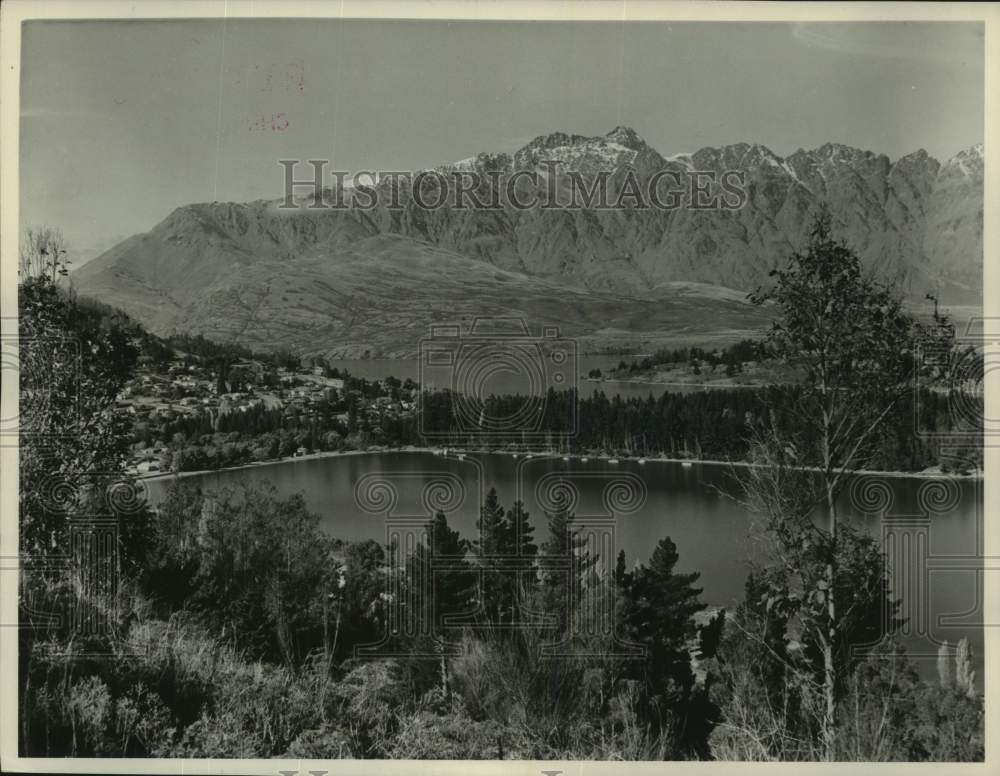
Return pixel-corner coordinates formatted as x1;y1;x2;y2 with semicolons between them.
119;354;418;474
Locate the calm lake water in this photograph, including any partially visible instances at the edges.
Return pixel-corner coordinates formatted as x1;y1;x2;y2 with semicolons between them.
145;452;984;684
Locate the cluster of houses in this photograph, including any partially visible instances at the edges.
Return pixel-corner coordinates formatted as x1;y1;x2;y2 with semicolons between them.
120;356;415;474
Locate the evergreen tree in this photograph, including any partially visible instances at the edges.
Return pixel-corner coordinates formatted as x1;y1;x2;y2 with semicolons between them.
473;488;510;623
505;499;538;620
409;511;475;633
506;500;537;558
614;549;628;587
537;507;598;632
620;537;711;756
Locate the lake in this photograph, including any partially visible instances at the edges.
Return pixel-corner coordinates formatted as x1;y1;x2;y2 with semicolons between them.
145;451;984;684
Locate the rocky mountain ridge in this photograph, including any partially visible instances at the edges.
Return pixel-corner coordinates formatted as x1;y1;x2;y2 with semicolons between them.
73;127;982;356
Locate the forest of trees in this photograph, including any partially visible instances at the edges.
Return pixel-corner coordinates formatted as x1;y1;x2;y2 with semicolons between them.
599;339;768;378
16;213;985;761
416;384;977;470
156;384;979;475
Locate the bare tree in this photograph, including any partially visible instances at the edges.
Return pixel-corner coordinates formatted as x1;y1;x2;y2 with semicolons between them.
19;225;70;282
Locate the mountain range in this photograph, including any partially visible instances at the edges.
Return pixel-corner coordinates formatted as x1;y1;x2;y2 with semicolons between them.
73;127;983;358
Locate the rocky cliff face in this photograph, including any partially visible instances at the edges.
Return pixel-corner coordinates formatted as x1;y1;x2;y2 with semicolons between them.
923;143;984;297
375;129;982;299
73;128;982;356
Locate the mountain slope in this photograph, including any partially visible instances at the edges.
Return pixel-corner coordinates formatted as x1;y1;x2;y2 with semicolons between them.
73;128;982;356
76;227;770;357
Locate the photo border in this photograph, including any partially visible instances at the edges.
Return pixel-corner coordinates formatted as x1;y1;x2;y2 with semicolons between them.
2;1;997;774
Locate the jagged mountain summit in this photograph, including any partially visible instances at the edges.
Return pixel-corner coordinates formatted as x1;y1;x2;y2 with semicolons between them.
73;128;982;357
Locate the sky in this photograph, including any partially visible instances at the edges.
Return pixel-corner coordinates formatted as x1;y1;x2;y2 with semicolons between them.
19;19;985;258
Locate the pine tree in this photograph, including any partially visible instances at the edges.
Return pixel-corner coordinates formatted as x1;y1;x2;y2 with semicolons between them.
409;511;475;633
473;488;509;623
506;500;538;559
475;488;507;555
401;511;475;700
621;537;709;754
614;549;627;587
623;538;705;665
505;499;538;621
537;507;597;632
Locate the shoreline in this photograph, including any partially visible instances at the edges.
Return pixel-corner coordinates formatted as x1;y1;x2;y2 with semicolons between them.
583;377;758;390
139;445;982;483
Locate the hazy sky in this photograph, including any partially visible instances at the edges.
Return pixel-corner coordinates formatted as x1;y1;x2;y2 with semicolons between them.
19;19;984;255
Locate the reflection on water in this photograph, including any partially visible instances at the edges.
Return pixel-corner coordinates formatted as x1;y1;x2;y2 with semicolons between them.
146;451;984;684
